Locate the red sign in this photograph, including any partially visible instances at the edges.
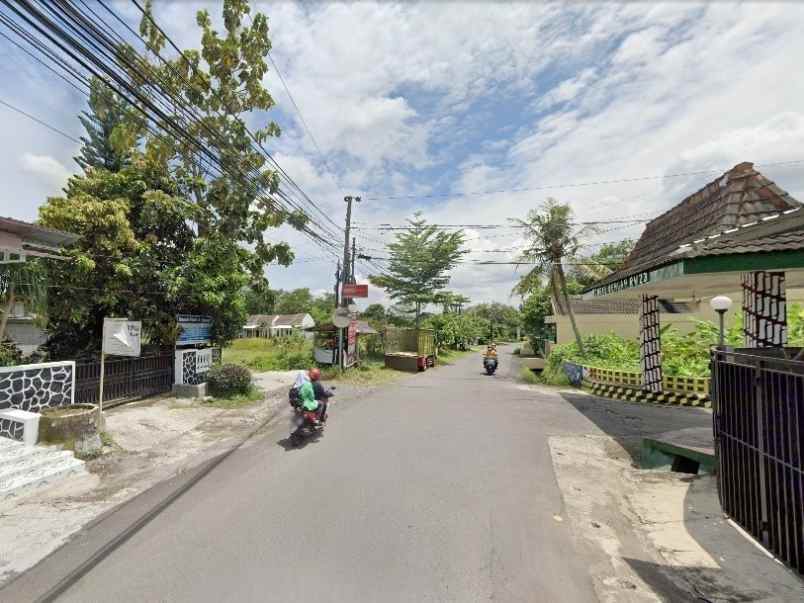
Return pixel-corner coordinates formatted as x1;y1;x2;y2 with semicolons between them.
342;283;368;298
348;320;357;347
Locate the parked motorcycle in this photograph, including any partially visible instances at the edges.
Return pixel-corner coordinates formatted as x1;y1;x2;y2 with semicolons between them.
483;356;498;375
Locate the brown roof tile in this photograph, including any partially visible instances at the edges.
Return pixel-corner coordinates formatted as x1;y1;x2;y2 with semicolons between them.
623;162;801;270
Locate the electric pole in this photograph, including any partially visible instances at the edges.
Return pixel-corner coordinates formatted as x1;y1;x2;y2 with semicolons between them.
334;260;341;308
341;195;360;308
350;237;357;285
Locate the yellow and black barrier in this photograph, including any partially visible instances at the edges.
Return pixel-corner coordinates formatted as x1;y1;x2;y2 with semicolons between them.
582;380;711;409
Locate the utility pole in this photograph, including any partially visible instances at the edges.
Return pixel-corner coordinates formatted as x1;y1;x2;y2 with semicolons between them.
334;259;341;308
350;237;357;286
341;195;360;308
339;195;361;371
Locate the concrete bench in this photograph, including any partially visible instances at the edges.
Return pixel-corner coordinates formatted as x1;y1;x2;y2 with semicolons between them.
0;409;40;446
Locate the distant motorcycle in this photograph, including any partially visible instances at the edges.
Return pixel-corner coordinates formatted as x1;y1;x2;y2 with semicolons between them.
483;355;498;375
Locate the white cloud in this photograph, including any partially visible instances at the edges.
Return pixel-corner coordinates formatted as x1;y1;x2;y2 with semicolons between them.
4;1;804;307
19;153;71;190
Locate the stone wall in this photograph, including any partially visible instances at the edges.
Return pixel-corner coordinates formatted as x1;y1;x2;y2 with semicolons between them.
175;348;219;386
0;361;75;412
0;361;75;440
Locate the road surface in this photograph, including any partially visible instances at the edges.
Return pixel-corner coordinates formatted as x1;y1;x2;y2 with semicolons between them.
57;348;602;602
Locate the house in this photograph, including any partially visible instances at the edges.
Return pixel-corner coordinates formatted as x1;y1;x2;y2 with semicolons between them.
241;313;315;338
546;297;722;344
1;216;78;357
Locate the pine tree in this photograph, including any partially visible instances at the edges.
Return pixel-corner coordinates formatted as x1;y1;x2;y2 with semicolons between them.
75;78;137;172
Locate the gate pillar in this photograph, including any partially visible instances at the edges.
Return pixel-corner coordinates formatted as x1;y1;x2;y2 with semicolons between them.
640;294;663;392
742;271;787;348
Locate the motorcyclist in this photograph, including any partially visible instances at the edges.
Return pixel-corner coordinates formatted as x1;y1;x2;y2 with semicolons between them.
486;342;498;358
298;368;331;424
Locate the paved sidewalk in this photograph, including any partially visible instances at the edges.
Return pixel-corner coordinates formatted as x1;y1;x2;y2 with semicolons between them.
543;387;804;602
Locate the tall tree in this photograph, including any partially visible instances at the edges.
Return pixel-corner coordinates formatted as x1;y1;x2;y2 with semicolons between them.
75;78;141;172
369;213;467;326
135;0;295;265
513;199;593;355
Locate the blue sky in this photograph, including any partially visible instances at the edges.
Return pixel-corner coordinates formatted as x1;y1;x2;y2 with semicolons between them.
2;1;804;307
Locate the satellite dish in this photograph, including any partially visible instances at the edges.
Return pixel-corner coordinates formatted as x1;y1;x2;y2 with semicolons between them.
332;308;351;328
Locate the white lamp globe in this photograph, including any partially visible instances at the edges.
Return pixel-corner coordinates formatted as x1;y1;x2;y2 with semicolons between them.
710;295;733;312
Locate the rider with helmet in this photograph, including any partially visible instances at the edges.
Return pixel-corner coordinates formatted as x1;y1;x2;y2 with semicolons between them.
298;367;332;423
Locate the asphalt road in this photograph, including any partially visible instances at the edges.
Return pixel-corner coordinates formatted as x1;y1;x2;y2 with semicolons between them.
57;349;603;602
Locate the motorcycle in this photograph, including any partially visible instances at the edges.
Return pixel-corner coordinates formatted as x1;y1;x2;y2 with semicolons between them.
483;355;498;375
288;384;335;447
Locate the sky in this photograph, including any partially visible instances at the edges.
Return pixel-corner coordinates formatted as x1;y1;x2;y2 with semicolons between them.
2;1;804;310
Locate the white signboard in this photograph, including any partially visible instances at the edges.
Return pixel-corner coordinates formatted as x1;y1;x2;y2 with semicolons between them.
196;348;212;374
102;318;142;357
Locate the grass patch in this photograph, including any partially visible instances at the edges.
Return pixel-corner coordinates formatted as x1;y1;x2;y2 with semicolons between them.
519;365;542;384
223;336;313;371
203;385;264;409
321;360;401;386
437;347;477;365
99;431;116;448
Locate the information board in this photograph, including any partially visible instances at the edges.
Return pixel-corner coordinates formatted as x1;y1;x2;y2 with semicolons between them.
177;314;213;345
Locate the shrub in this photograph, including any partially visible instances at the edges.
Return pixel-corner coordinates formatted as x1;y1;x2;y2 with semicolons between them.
519;365;541;384
207;363;252;397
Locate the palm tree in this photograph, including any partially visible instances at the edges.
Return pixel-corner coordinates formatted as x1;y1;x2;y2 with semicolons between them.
512;198;593;356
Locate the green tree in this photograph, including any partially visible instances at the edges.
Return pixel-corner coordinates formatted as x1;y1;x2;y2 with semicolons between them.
520;287;553;348
465;303;521;340
361;303;387;324
309;293;335;325
369;214;467;326
513;199;593;355
75;78;142;172
242;285;276;315
39;162;202;356
135;0;295;265
273;289;315;315
570;239;634;289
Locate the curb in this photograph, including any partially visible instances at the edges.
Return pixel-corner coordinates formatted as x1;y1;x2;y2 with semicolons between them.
583;381;712;409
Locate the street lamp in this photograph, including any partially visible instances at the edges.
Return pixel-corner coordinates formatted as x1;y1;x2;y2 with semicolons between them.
710;295;733;346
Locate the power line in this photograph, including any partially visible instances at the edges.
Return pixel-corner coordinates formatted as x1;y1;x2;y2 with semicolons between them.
359;159;804;201
0;96;79;142
353;218;650;230
0;0;342;260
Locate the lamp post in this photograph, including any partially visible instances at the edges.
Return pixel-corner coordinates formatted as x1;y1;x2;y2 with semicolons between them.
709;295;733;346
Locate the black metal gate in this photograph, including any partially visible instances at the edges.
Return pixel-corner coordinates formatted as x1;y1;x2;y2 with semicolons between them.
75;351;174;407
712;347;804;574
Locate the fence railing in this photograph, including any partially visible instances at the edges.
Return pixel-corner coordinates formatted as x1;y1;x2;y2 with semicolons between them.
712;347;804;574
584;366;709;395
75;351;174;407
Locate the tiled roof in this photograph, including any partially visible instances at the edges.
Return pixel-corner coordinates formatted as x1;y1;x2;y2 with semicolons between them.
685;229;804;258
589;163;804;291
624;162;801;269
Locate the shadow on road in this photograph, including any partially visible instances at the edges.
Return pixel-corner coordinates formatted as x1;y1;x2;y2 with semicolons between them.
276;433;324;451
559;390;711;465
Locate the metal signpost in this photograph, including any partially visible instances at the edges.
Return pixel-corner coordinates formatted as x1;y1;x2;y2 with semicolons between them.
100;318;141;413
